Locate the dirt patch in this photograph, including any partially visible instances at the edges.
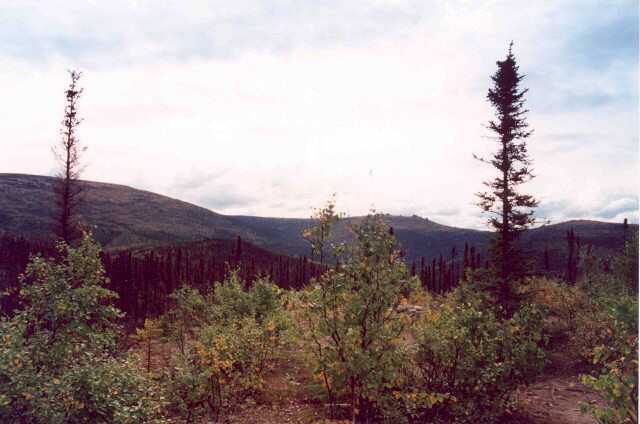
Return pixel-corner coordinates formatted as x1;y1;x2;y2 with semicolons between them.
510;349;602;424
513;375;600;424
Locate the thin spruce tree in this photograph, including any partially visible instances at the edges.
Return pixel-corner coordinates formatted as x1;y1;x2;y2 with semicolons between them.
53;70;85;244
475;42;538;315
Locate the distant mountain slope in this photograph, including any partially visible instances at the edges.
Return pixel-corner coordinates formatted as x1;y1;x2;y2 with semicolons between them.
0;173;245;249
0;174;635;268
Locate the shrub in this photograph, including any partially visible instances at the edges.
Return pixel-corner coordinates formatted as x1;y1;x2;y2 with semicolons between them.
518;277;593;348
580;295;638;424
300;213;420;422
407;285;547;423
0;235;164;423
522;274;639;423
163;273;292;422
162;285;209;354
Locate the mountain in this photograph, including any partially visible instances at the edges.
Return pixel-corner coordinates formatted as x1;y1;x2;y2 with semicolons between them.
1;173;635;269
0;173;245;249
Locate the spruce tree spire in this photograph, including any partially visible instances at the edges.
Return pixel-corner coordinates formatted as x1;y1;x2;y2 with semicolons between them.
475;42;538;314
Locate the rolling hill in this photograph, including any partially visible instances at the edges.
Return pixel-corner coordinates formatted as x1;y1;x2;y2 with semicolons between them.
0;173;635;270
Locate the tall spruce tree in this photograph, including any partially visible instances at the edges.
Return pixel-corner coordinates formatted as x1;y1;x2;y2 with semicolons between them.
53;70;85;244
476;43;538;314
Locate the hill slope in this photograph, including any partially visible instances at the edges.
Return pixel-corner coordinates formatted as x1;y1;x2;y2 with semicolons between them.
0;174;635;267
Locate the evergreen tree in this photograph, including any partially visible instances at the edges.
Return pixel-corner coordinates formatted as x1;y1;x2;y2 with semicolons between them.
53;70;85;244
475;43;538;314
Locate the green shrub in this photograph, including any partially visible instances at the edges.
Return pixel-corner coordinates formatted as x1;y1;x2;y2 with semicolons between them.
163;273;292;422
580;295;638;424
0;235;164;423
300;213;420;422
407;285;547;423
522;274;638;423
518;277;594;348
163;285;209;354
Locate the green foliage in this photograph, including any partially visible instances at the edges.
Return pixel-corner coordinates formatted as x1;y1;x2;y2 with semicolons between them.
302;196;341;265
579;294;638;424
300;213;419;422
518;277;593;347
475;43;537;316
522;276;638;424
162;273;292;422
163;285;210;354
134;318;163;373
407;285;547;423
0;234;164;423
616;233;639;292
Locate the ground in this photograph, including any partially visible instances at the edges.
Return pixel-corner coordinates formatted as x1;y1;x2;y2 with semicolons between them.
509;349;602;424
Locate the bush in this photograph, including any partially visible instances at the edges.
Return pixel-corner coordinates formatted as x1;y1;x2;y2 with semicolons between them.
518;277;593;348
579;294;638;424
162;285;209;355
0;235;164;423
521;274;638;423
300;213;420;422
407;285;547;423
163;272;292;422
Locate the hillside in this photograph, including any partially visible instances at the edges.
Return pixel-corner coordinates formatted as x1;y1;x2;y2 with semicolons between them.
0;173;635;268
0;173;246;249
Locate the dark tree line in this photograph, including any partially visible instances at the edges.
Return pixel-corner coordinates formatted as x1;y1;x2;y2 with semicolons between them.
1;220;632;321
0;236;323;323
409;242;485;294
101;239;325;323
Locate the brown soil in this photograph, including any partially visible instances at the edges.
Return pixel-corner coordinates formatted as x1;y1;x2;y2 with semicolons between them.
507;349;602;424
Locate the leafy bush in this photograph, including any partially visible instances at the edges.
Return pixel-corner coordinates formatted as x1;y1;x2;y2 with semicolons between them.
518;277;593;348
163;272;292;422
407;285;547;423
522;274;638;423
579;294;638;424
162;285;210;354
0;235;164;423
300;213;420;422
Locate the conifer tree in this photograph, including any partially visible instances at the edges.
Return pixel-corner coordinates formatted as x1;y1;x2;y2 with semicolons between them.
475;43;538;314
53;70;85;244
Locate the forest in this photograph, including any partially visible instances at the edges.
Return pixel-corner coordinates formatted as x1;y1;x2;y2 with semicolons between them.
0;44;638;424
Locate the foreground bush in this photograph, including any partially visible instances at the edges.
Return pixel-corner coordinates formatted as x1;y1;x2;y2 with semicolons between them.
522;271;638;423
579;283;638;424
403;285;546;423
163;273;292;422
0;235;164;423
301;213;425;422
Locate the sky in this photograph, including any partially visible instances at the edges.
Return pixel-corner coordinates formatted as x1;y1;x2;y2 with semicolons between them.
0;0;638;229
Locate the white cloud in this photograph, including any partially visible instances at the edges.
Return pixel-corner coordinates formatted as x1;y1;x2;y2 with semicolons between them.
0;0;637;229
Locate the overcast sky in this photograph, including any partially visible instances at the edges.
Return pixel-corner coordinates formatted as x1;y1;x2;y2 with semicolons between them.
1;0;637;228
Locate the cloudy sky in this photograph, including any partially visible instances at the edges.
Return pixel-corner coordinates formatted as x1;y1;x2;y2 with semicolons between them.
1;0;637;228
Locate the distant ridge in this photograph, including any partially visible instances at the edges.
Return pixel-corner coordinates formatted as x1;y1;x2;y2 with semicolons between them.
0;173;635;272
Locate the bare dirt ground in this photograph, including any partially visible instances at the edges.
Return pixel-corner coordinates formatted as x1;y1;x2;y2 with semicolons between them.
507;349;602;424
512;374;600;424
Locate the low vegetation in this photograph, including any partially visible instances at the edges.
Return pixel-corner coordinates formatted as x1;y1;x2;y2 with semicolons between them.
0;217;636;423
0;235;165;423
